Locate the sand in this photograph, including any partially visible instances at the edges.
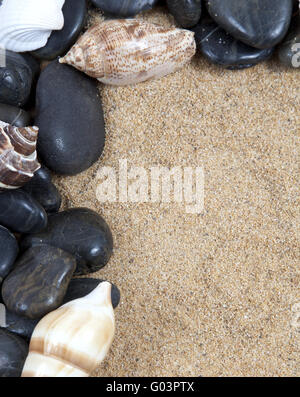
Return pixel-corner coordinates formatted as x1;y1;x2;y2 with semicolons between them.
53;7;300;377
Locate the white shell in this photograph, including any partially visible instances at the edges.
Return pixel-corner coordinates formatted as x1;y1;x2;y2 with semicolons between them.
0;0;65;52
21;282;115;377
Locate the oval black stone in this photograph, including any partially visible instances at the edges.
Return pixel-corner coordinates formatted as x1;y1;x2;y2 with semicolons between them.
2;245;76;319
21;208;113;275
192;17;274;69
0;226;18;284
1;305;39;341
32;0;87;60
0;51;39;107
167;0;202;28
0;190;47;234
35;61;106;175
91;0;158;17
0;328;28;377
278;17;300;68
21;166;61;214
206;0;293;49
63;278;120;309
0;103;31;127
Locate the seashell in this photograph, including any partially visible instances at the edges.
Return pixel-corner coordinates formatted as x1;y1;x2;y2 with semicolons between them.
0;0;65;52
0;120;40;190
59;19;196;85
21;281;115;377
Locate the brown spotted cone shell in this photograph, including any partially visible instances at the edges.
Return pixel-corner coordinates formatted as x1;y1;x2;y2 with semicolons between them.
0;120;40;190
59;19;196;85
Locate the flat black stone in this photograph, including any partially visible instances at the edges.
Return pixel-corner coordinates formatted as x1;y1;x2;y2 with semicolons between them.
278;17;300;68
2;307;39;341
0;103;31;127
32;0;87;60
0;51;39;107
0;328;28;377
35;61;106;175
63;278;120;308
192;17;274;69
21;166;61;214
167;0;202;28
206;0;293;49
21;208;113;276
0;190;47;234
2;245;76;319
0;226;18;284
91;0;158;17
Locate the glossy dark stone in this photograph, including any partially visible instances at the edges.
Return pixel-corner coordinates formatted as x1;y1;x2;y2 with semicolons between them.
2;245;76;319
206;0;293;49
278;17;300;68
0;226;18;284
22;166;61;213
2;306;39;341
32;0;87;60
0;51;39;107
192;17;274;69
21;208;113;275
0;103;31;127
63;278;120;308
91;0;158;17
0;190;47;234
167;0;201;28
35;61;106;175
0;328;28;377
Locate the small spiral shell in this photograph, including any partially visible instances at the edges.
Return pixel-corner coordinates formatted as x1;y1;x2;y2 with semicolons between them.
0;120;40;190
59;19;196;85
21;282;115;377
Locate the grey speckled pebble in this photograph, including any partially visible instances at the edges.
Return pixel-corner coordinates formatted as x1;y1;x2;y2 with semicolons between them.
278;17;300;68
2;245;76;319
0;328;28;377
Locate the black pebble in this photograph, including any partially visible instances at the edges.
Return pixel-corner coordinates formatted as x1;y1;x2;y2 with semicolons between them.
0;51;39;107
0;190;47;234
91;0;158;17
0;328;28;377
2;307;39;341
0;103;31;127
206;0;293;49
21;208;113;276
167;0;202;28
22;166;61;213
32;0;87;60
35;61;106;175
2;245;76;319
63;278;120;309
0;226;18;284
192;17;274;69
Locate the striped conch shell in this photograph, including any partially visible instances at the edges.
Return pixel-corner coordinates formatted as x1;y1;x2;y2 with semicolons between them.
21;282;115;377
59;19;196;85
0;121;40;191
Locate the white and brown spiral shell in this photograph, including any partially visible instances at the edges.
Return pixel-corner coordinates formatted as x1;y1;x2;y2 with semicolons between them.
0;121;40;190
59;19;196;85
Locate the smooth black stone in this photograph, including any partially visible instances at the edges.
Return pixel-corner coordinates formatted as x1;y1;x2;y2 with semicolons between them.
21;208;113;275
0;226;18;284
32;0;87;60
0;190;47;234
206;0;293;49
0;51;39;107
91;0;158;17
167;0;202;28
2;245;76;319
278;17;300;68
192;17;274;69
0;328;28;377
3;307;39;341
0;103;31;127
63;278;120;309
35;61;106;175
21;166;61;214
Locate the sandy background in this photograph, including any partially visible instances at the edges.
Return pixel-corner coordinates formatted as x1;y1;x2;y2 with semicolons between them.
53;7;300;376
